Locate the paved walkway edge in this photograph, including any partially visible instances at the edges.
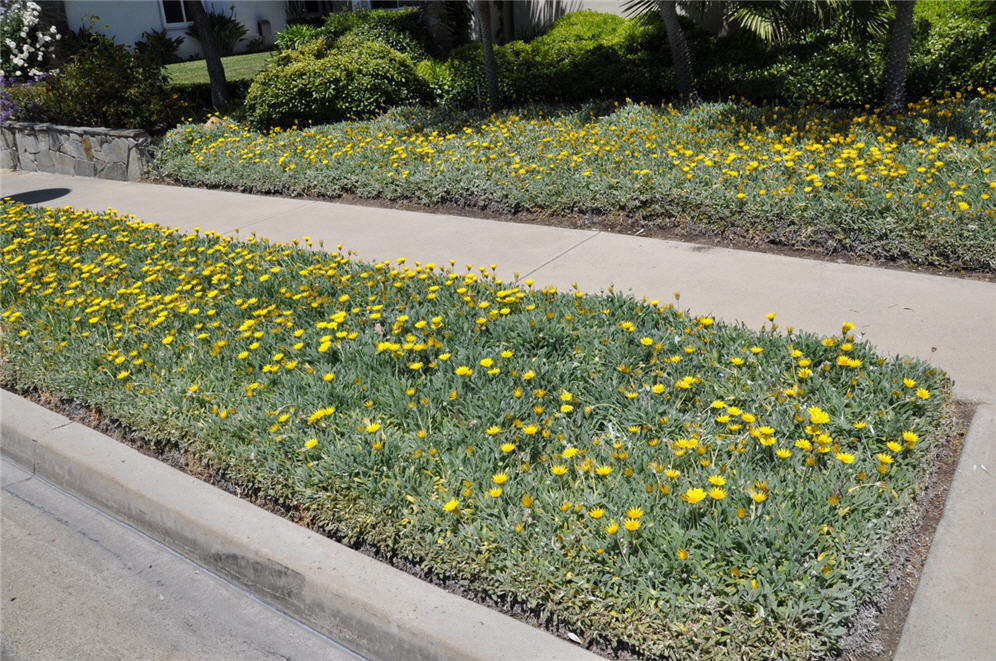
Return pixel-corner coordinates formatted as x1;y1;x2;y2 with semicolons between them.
0;389;597;661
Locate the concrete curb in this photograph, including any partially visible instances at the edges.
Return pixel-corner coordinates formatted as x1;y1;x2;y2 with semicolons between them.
894;403;996;660
0;389;598;661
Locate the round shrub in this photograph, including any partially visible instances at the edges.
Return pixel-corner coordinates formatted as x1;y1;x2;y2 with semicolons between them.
245;41;428;129
335;22;428;61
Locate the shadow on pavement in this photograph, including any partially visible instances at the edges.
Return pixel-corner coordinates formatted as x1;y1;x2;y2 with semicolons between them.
3;188;71;205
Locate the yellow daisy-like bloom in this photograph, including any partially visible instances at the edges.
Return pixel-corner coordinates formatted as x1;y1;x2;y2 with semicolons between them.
626;506;645;519
605;521;620;534
485;425;501;436
708;475;726;486
902;431;919;444
708;488;726;500
595;465;613;476
903;377;917;388
365;422;381;433
775;448;792;459
588;507;605;519
877;453;894;464
751;492;768;503
551;464;568;476
454;365;473;377
322;372;335;381
443;498;459;512
677;548;689;561
836;452;855;464
808;407;830;425
887;441;903;453
916;388;931;400
683;488;707;504
562;447;578;459
492;472;508;484
500;443;516;453
522;370;535;380
665;469;680;479
640;337;654;346
623;518;641;532
711;400;726;409
522;424;539;435
304;438;318;450
488;487;503;498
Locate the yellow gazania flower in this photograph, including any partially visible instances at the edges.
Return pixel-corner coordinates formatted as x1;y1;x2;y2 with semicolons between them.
836;452;855;464
808;407;830;425
588;507;605;519
443;498;459;512
626;506;645;519
304;438;318;450
365;422;381;433
623;518;641;532
605;520;620;535
708;475;726;486
488;487;503;498
492;472;508;484
595;465;613;477
551;465;568;476
683;488;707;504
751;492;768;503
501;443;516;453
708;488;726;500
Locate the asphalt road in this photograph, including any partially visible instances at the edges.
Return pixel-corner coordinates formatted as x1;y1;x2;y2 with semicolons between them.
0;456;364;661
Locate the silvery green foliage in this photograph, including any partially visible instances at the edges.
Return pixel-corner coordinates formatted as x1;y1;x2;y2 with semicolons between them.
1;0;60;80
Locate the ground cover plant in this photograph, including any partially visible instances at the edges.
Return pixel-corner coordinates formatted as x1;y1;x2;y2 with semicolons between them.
157;89;996;273
1;202;951;659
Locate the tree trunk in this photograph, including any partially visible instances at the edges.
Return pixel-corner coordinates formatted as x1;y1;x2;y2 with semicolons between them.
183;0;228;108
474;1;500;110
658;0;698;103
882;0;915;113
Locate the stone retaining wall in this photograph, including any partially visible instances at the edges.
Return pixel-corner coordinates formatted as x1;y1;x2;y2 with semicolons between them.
1;121;151;181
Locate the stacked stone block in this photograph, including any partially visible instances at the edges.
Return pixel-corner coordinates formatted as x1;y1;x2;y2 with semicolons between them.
1;122;150;181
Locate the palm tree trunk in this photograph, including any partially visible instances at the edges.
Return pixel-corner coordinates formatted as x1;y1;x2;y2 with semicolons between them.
474;1;500;110
882;0;916;113
658;0;698;102
184;0;228;108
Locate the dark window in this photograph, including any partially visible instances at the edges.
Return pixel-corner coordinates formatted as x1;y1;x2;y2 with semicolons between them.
162;1;188;25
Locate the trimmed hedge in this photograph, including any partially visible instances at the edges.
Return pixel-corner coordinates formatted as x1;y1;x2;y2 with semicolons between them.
244;41;428;129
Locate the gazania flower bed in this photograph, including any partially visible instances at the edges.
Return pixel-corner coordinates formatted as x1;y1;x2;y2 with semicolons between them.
1;202;950;658
155;89;996;272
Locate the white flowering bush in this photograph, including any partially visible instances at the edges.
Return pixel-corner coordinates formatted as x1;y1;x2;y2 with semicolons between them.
1;0;59;80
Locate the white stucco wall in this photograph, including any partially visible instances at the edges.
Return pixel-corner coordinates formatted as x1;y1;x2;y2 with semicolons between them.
63;1;287;59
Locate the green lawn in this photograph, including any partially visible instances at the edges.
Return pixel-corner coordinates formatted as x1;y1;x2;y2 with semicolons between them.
165;51;272;85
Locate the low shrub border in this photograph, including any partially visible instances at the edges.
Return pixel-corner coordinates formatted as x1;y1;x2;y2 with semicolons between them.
1;201;952;658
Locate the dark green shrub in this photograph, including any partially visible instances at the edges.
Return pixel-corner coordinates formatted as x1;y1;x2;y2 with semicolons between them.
186;9;248;57
907;0;996;99
42;36;175;131
245;41;429;129
135;28;185;66
275;23;322;51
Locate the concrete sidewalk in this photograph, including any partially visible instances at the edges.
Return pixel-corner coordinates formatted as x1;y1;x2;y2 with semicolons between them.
2;169;995;658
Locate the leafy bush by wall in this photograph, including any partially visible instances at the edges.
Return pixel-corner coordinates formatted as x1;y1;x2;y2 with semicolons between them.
32;33;176;131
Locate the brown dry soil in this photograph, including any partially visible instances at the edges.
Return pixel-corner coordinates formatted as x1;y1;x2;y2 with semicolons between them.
152;177;996;284
2;382;973;660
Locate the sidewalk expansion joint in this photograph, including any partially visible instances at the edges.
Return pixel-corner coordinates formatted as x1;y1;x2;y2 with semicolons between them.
520;231;601;281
